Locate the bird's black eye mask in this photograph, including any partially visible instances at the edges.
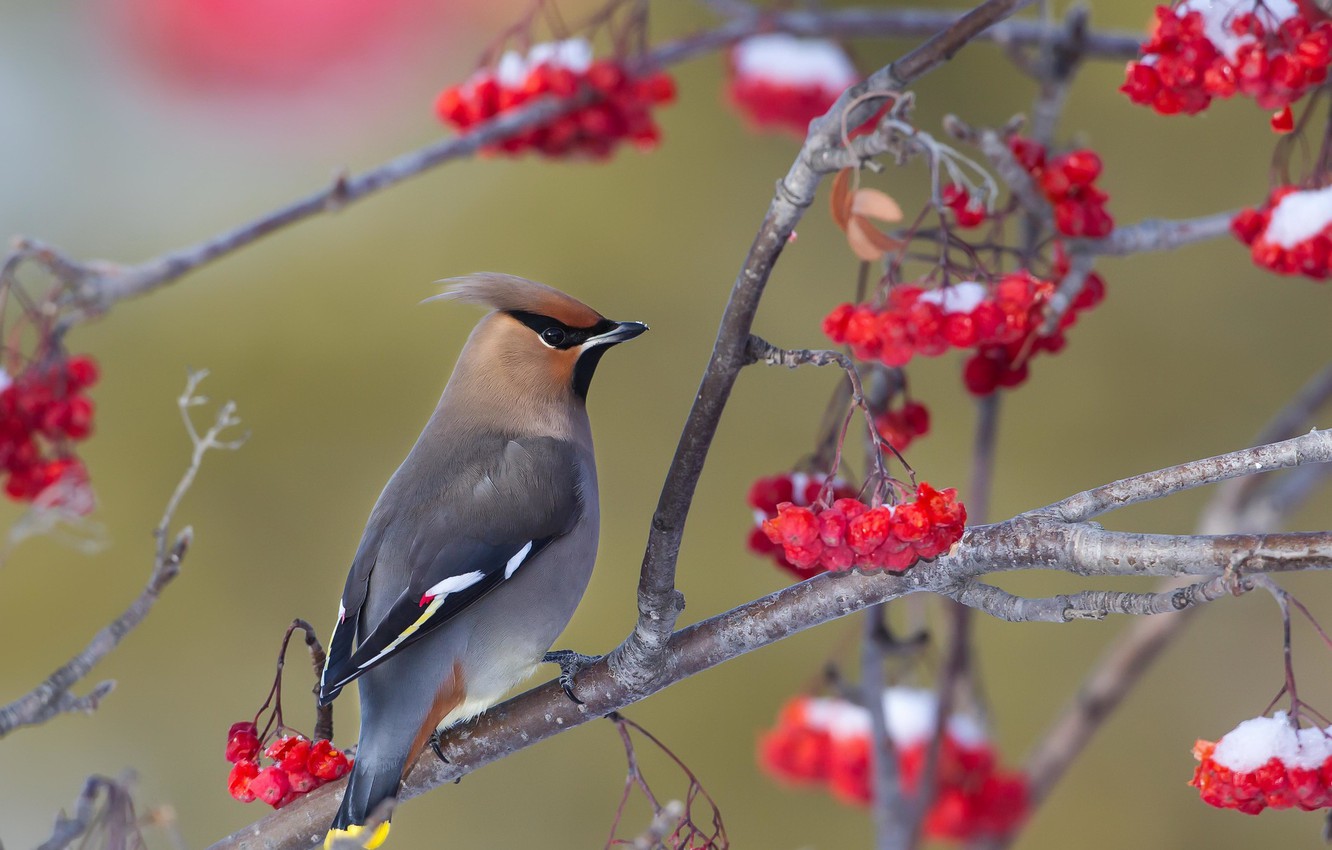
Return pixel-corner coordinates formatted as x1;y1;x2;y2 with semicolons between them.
508;310;618;350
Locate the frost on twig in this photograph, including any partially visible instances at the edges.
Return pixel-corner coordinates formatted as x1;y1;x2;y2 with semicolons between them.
0;371;245;738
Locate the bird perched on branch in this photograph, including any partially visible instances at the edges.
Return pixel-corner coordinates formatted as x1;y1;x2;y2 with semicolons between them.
318;274;647;849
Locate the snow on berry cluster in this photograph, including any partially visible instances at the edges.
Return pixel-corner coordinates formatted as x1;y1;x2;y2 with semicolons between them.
226;722;352;809
1232;184;1332;278
726;34;858;136
0;355;99;512
760;689;1028;841
747;472;857;580
823;268;1104;395
1191;712;1332;813
1122;0;1332;125
434;38;676;159
761;482;966;575
875;399;930;452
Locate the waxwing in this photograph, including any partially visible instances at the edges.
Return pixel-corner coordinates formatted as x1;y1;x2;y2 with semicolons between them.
318;273;647;848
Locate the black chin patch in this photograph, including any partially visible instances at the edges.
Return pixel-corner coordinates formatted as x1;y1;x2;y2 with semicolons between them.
572;345;609;400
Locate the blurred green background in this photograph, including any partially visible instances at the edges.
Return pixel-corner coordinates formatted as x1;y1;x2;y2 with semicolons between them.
2;1;1331;848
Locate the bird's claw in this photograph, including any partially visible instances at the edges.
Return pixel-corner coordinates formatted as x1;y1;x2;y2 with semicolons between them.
543;649;602;705
429;730;449;764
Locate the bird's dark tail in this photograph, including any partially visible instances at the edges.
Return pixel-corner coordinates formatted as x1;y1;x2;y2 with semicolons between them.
325;756;402;849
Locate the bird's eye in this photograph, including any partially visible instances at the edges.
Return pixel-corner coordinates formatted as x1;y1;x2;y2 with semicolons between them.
541;327;567;347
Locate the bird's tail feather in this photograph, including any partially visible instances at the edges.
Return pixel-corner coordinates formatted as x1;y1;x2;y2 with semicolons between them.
326;757;402;849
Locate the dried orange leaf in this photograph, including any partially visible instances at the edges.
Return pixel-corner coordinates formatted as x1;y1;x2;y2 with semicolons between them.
845;217;900;261
830;169;854;230
851;188;903;223
858;217;902;252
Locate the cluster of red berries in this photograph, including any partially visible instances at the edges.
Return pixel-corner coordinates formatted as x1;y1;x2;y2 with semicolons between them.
966;254;1106;396
824;267;1104;395
747;472;857;580
1231;185;1332;278
0;355;98;511
226;722;353;809
760;691;1028;841
824;281;1008;369
1122;2;1332;126
1191;712;1332;814
434;38;675;159
761;482;966;575
874;399;930;452
726;34;858;136
1008;136;1113;238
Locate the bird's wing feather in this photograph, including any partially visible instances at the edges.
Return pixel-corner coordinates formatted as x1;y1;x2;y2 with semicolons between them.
319;437;582;704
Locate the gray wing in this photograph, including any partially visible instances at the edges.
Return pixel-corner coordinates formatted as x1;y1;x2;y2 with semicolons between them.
319;436;582;704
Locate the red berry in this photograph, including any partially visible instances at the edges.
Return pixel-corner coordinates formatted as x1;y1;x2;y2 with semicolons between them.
308;739;352;781
822;303;856;342
890;502;930;542
1271;105;1295;133
228;759;260;803
901;401;930;436
1008;136;1046;172
942;312;978;348
846;507;892;555
963;354;1000;396
65;356;99;390
226;721;261;764
748;475;796;512
831;498;869;522
1038;165;1071;198
265;735;312;773
764;504;820;548
250;765;291;808
63;396;94;440
1059;150;1102;185
285;769;320;794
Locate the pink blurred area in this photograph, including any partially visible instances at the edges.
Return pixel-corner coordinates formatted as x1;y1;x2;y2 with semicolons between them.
95;0;525;111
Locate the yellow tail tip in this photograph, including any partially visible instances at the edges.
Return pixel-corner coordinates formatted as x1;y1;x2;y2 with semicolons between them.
324;822;391;850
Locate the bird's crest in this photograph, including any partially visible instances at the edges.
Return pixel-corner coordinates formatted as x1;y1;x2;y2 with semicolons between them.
434;273;603;329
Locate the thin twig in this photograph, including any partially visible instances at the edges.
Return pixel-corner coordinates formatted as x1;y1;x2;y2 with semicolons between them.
1204;362;1332;535
36;772;144;850
0;373;244;738
940;573;1241;621
1048;427;1332;523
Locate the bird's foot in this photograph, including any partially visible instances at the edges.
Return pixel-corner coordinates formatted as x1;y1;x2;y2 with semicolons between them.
542;649;602;705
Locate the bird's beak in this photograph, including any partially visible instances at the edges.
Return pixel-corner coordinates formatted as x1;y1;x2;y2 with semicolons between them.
585;320;649;348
